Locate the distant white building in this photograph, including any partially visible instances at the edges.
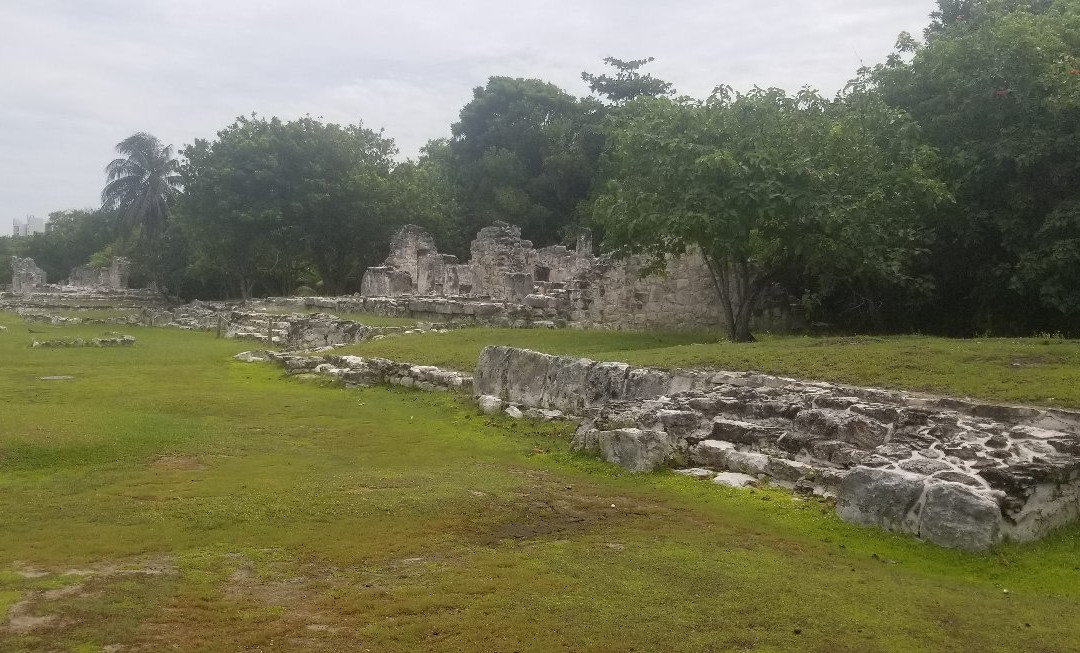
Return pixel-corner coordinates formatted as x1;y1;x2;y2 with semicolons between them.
12;216;46;237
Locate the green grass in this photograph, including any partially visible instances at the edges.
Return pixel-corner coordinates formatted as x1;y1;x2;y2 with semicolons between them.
2;311;1080;651
338;328;1080;409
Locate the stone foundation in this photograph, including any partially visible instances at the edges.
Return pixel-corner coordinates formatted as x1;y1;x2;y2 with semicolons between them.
474;346;1080;550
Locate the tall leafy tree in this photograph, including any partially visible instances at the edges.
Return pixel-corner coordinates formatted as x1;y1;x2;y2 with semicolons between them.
17;209;121;283
449;77;605;246
101;132;181;241
593;88;946;341
178;115;420;298
581;56;675;105
871;0;1080;333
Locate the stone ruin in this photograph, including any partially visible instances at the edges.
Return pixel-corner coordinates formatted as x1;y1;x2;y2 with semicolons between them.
68;257;130;290
6;256;131;296
10;257;46;294
361;223;798;332
472;346;1080;551
234;338;1080;550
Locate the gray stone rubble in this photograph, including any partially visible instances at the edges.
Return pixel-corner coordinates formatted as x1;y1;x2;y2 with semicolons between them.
238;351;474;394
32;334;135;348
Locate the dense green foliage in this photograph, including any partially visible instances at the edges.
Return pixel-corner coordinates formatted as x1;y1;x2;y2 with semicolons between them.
0;209;119;284
177;115;408;297
11;1;1080;337
101;132;181;242
445;77;606;250
593;87;946;340
869;0;1080;334
2;314;1079;650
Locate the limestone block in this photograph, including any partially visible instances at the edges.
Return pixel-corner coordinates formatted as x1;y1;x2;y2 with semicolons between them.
541;355;594;413
918;481;1002;551
503;348;553;407
584;361;630;406
689;440;736;467
713;472;758;488
711;418;783;445
836;467;924;534
723;450;770;476
474;346;512;398
596;428;674;473
794;408;889;449
625;367;672;401
765;457;815;483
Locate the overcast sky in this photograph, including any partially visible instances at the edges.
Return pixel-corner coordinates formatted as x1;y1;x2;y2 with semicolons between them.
0;0;937;224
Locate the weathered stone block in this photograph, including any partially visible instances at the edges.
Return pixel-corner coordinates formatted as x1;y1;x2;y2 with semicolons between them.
595;428;674;473
474;346;512;398
836;467;924;533
918;481;1002;551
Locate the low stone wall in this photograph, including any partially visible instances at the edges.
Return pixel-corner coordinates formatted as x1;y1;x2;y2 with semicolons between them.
0;288;164;311
248;295;569;328
473;346;1080;550
32;334;135;348
141;304;441;349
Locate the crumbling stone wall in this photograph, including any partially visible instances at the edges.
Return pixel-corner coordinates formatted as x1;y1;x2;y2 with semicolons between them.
69;258;131;290
361;223;783;331
474;345;1080;550
10;257;46;294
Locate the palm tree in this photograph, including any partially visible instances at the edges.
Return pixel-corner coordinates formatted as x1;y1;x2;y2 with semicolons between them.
101;132;181;241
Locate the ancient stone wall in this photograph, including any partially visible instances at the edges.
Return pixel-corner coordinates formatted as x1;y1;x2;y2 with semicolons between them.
10;257;46;294
360;223;800;332
474;345;1080;550
68;257;130;290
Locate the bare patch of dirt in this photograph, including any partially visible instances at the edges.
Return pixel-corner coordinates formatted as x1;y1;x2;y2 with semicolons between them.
8;598;60;634
476;470;674;546
2;555;178;639
151;454;207;471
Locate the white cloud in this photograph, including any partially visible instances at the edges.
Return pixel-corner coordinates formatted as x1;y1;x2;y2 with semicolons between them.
0;0;936;221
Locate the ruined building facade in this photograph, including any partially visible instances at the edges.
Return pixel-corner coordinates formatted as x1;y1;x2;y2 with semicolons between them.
10;257;46;294
68;257;131;290
361;223;795;331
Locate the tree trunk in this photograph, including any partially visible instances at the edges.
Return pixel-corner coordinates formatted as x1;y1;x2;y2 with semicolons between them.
702;252;768;342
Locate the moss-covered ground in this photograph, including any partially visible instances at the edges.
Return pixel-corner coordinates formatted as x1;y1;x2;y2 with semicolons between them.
338;328;1080;409
1;312;1079;651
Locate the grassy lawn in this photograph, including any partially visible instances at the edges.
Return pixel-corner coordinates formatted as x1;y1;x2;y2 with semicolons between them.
338;328;1080;409
2;312;1080;651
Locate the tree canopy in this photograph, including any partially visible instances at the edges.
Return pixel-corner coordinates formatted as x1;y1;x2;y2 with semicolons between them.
447;77;606;248
14;4;1080;339
871;0;1080;332
592;87;947;341
101;132;180;241
176;115;418;298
